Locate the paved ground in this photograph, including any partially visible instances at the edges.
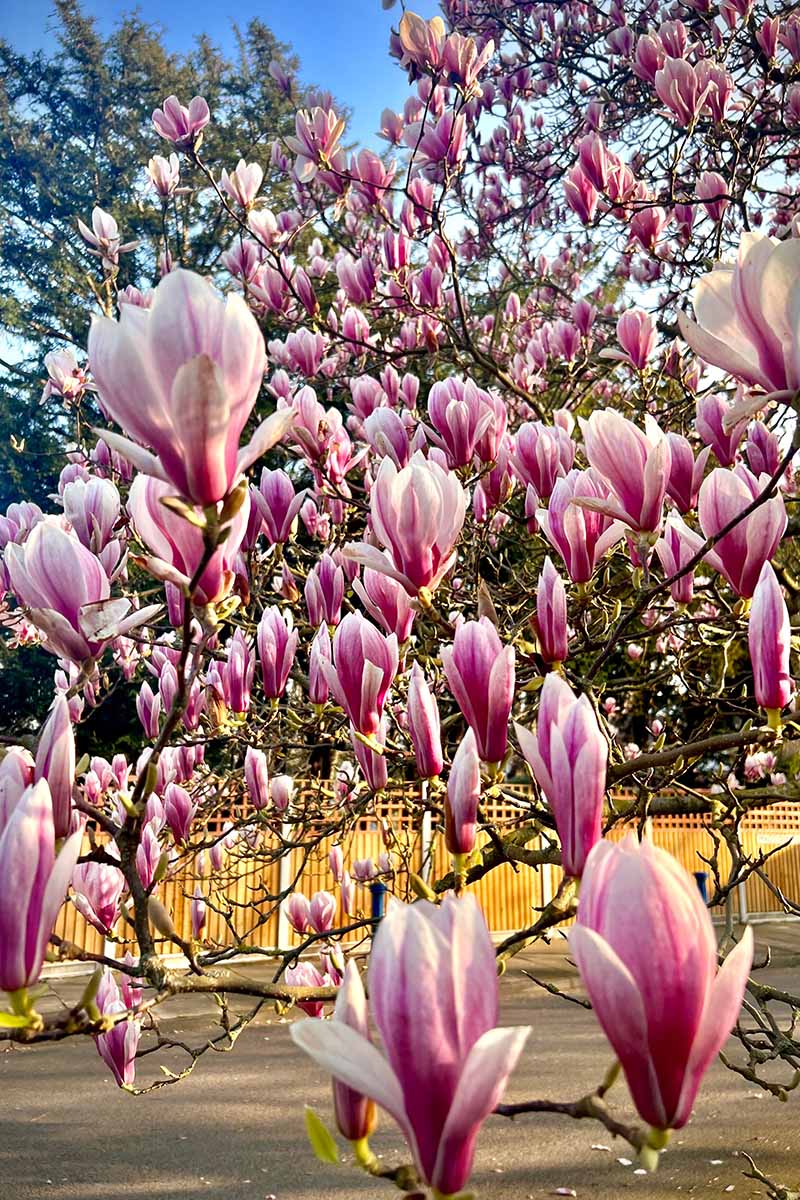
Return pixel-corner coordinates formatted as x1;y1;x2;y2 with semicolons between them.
2;923;799;1200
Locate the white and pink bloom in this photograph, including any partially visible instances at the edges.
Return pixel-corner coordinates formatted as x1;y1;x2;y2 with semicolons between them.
94;969;141;1088
89;269;291;506
0;780;82;994
571;836;753;1132
72;857;125;936
678;233;800;400
515;674;606;878
345;451;466;597
152;94;210;148
291;894;529;1196
321;613;398;738
748;562;793;721
407;662;443;780
445;728;481;857
537;470;624;584
698;466;786;598
128;475;250;607
5;521;151;663
257;607;298;701
581;412;671;535
441;618;515;767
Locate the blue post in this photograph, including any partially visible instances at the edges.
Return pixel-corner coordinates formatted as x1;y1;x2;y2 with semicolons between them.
693;871;709;902
370;881;387;923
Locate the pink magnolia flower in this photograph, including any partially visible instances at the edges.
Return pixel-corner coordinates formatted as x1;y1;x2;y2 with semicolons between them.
89;269;291;506
696;171;728;222
0;780;82;993
748;562;793;720
257;606;298;700
72;857;125;935
224;628;254;714
304;554;345;627
152;94;210;148
510;421;575;499
285;107;347;182
352;561;417;643
308;623;332;707
321;613;398;738
61;475;121;566
534;557;569;665
564;164;599;224
350;149;396;207
678;233;800;399
515;674;606;878
427;377;496;468
94;969;141;1089
164;783;196;846
654;58;712;125
191;885;207;940
745;421;781;478
536;469;625;584
602;309;657;371
581;412;671;534
77;207;139;269
345;451;467;597
41;348;89;406
244;746;270;810
309;890;337;934
286;962;330;1018
398;10;447;71
405;111;467;175
441;617;515;766
146;153;180;199
254;468;306;545
698;466;786;597
445;728;481;857
270;774;294;811
665;433;711;513
571;836;753;1132
291;894;529;1196
363;408;412;468
34;696;75;840
127;475;250;606
654;516;704;605
407;662;443;780
220;159;264;209
5;521;151;663
284;892;311;935
695;394;747;466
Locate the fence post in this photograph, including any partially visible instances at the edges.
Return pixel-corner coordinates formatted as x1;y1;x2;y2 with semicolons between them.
276;820;292;949
737;880;749;925
419;781;433;883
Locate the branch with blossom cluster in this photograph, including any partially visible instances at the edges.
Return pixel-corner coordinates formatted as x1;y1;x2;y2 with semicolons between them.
1;2;800;1195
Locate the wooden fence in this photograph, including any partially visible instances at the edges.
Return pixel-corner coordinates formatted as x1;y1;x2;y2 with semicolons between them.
53;786;800;960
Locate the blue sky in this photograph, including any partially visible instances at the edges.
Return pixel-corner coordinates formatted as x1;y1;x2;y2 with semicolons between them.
4;0;442;146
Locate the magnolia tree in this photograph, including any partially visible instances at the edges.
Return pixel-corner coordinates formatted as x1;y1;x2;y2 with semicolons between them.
2;1;800;1196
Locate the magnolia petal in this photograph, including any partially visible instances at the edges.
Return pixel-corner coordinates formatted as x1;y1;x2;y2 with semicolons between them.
289;1018;408;1133
432;1025;530;1194
92;430;170;482
341;541;416;593
672;927;754;1128
569;924;667;1129
236;409;295;475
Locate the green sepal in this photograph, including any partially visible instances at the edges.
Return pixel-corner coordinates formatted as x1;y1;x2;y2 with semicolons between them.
304;1105;340;1165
